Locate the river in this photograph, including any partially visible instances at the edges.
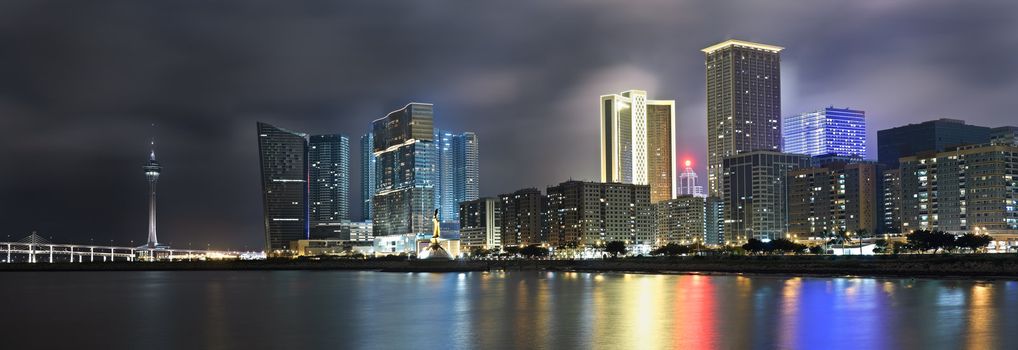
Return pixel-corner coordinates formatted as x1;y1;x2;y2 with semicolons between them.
1;271;1016;349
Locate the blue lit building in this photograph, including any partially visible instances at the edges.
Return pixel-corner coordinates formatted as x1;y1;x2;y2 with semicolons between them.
433;129;479;224
783;107;866;158
371;103;436;237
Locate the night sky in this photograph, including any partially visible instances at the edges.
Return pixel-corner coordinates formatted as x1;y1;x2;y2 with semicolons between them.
2;1;1016;249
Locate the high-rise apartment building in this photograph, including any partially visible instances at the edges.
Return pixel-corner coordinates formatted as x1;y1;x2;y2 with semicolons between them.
257;122;309;253
788;162;879;238
309;134;350;227
371;103;435;237
655;195;706;245
360;133;377;221
600;90;676;203
546;180;655;248
900;143;1018;235
677;160;705;197
434;130;479;223
705;196;725;245
704;39;783;196
882;169;903;233
722;151;810;243
459;197;501;250
498;188;547;247
783;107;866;158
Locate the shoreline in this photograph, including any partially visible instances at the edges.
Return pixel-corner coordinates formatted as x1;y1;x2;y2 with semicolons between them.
3;255;1018;280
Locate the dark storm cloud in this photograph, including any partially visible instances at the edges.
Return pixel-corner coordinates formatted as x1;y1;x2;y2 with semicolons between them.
2;0;1016;248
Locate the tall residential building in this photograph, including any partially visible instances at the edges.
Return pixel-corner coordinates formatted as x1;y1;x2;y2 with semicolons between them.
881;168;903;233
360;133;377;221
371;103;435;237
788;162;879;238
722;151;810;243
309;134;350;228
498;188;547;247
655;195;706;246
459;197;501;249
677;160;705;197
257;122;309;253
704;39;784;196
705;196;725;245
600;90;676;203
546;180;655;248
877;118;993;168
900;143;1018;235
434;129;480;223
783;107;866;158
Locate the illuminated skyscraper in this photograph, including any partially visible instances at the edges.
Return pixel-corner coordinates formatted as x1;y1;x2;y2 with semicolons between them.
143;141;162;248
360;132;377;221
371;103;435;237
434;130;479;223
704;39;783;196
600;90;676;202
257;122;309;253
783;107;866;158
722;151;809;243
309;134;350;228
677;160;704;197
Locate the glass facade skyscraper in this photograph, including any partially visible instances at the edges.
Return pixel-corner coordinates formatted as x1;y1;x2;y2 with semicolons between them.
371;103;435;237
257;122;309;254
600;89;676;203
721;151;810;243
703;40;783;197
783;107;866;158
308;134;350;226
433;129;480;223
360;132;376;221
877;118;992;168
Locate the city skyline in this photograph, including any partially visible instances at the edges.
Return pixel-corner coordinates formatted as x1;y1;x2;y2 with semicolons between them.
5;1;1018;249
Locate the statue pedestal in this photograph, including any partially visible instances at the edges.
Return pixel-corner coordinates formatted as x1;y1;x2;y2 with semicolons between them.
419;240;452;260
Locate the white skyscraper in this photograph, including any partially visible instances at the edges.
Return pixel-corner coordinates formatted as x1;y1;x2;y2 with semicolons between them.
600;89;676;203
677;160;705;197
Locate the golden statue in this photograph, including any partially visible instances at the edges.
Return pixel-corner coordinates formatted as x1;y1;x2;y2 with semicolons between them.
420;208;451;259
431;209;441;242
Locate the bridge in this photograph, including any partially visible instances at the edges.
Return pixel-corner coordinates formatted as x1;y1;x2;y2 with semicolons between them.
1;233;240;263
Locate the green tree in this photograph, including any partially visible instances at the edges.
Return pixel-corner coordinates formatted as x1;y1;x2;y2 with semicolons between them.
742;239;767;254
470;247;491;258
955;233;993;253
651;243;691;257
872;239;889;254
769;238;806;254
604;241;628;258
808;245;824;255
520;244;550;258
503;246;521;257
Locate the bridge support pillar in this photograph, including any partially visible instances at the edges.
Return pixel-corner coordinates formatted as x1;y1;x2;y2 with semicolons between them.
28;244;34;264
90;247;94;262
49;245;54;263
6;243;9;263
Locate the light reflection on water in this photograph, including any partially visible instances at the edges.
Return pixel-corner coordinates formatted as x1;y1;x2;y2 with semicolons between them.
1;271;1017;349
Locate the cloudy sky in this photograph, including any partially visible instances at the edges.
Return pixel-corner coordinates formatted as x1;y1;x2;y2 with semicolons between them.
2;0;1016;249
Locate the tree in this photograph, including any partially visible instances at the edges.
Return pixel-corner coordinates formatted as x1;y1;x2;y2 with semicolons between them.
742;239;767;254
520;244;550;258
651;243;691;257
907;230;957;253
872;239;889;254
604;241;628;258
503;246;521;257
769;238;807;255
808;245;824;255
955;233;993;253
470;247;491;258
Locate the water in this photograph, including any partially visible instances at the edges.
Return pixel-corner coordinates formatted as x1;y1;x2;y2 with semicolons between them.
2;271;1017;349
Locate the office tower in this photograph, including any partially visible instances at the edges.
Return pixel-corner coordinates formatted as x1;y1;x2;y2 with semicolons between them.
371;103;435;237
360;133;377;221
459;197;501;249
434;130;480;223
704;39;783;197
257;122;309;253
992;126;1018;146
143;141;162;248
546;180;654;248
309;134;350;228
783;107;866;158
722;151;810;243
877;118;993;168
788;162;879;238
900;143;1018;234
677;160;705;197
882;169;903;233
705;196;725;245
600;90;676;203
498;188;548;246
655;195;706;245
